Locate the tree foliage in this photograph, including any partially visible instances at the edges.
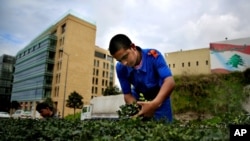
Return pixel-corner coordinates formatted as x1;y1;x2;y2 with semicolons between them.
43;97;54;109
66;91;83;116
103;86;121;96
226;54;244;68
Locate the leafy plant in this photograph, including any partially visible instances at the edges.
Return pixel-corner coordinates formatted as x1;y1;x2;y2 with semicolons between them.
117;103;141;118
103;85;121;96
64;112;81;121
117;93;154;121
1;113;249;141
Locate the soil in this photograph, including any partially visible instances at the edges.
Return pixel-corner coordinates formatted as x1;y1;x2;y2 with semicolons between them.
174;111;213;122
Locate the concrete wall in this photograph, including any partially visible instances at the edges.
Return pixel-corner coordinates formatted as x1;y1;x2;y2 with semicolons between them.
165;48;211;76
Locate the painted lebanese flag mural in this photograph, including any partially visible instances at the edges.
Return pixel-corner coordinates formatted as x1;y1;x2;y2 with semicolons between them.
210;43;250;73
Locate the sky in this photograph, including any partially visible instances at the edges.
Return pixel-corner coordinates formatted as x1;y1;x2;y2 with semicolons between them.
0;0;250;57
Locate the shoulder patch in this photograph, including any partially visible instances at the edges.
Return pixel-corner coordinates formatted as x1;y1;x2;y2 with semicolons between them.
147;49;158;58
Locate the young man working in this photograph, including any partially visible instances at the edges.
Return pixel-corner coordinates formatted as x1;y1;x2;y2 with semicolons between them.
109;34;175;122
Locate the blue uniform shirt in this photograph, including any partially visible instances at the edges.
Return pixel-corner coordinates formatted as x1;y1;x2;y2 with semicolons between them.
116;47;173;122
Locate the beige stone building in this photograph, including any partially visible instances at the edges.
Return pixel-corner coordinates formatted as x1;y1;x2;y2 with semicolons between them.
11;11;115;117
51;13;97;117
92;46;116;98
165;48;211;76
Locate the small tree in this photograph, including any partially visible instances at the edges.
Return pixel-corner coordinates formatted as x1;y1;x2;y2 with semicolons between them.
103;85;121;96
66;91;83;116
43;97;54;108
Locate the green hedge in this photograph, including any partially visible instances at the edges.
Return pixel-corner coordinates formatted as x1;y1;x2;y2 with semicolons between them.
0;112;249;141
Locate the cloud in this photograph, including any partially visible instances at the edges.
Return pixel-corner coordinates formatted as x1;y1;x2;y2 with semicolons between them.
0;0;250;57
1;0;250;89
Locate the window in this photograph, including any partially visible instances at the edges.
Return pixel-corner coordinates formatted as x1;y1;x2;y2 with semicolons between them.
106;72;108;78
182;63;184;67
56;74;58;83
95;87;98;94
169;64;171;68
95;78;98;85
97;60;99;67
58;74;60;83
96;69;99;76
95;51;106;59
59;37;65;46
62;37;64;45
94;60;96;66
56;86;59;97
196;61;199;66
57;62;60;70
107;55;113;61
206;60;208;65
59;61;62;70
61;24;66;33
47;64;54;72
173;64;175;68
92;86;94;93
38;43;41;48
48;51;55;59
59;38;62;46
59;50;63;58
188;62;190;67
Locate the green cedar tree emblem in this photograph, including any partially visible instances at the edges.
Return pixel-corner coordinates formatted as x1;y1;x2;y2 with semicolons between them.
226;54;244;68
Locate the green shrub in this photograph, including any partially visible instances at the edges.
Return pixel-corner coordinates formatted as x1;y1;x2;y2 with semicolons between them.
0;113;249;141
64;112;81;121
172;72;248;116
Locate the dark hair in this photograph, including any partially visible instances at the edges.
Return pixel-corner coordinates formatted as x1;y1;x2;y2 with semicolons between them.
108;34;132;55
36;102;53;112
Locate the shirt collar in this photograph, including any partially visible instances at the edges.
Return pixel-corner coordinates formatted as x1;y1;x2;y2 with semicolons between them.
127;47;147;73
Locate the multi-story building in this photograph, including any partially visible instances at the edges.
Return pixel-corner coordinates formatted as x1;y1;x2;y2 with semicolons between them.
165;48;211;76
11;30;57;112
11;11;115;117
92;46;115;98
0;54;15;111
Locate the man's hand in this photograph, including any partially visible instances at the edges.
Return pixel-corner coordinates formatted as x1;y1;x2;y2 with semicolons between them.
134;101;159;117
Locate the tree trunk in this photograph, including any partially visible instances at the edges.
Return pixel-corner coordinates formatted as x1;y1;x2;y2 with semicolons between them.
74;108;76;118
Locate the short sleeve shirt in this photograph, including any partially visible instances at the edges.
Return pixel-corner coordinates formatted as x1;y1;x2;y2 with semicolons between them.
116;47;172;99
